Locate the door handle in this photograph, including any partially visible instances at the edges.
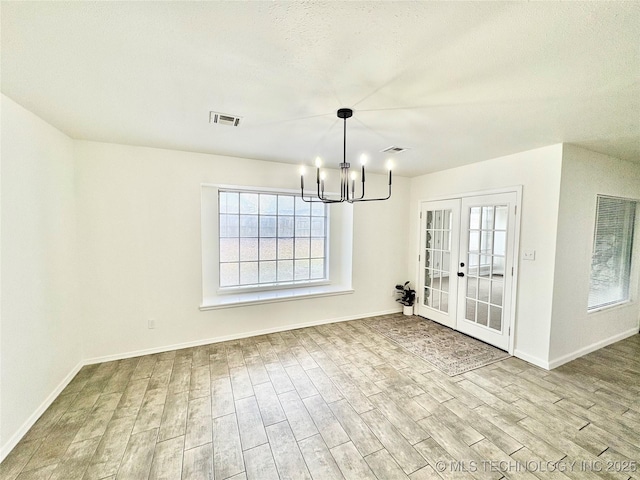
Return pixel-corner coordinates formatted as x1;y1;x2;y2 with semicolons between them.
457;272;465;277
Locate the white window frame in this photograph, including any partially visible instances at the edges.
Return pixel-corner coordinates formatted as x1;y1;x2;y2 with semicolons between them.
588;195;637;312
200;184;354;309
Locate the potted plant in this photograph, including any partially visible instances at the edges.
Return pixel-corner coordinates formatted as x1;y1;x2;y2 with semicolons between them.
395;281;416;316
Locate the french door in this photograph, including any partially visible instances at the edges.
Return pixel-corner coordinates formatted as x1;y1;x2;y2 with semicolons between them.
418;192;518;351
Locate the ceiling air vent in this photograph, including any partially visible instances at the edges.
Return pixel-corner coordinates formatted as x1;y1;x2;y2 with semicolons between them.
381;146;409;154
209;111;241;127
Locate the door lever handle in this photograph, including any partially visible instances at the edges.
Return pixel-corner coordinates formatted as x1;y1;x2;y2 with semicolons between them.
457;272;465;277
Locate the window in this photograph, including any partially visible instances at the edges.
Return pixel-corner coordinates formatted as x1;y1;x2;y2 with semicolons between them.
588;195;637;311
218;189;328;289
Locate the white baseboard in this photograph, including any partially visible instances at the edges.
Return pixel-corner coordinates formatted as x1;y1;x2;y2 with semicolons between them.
513;349;550;370
83;308;402;365
0;361;84;462
548;327;639;370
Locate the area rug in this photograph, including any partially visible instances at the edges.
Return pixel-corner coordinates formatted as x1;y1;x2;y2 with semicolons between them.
365;313;510;376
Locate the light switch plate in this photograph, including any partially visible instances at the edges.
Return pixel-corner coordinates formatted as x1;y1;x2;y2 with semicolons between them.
523;249;536;261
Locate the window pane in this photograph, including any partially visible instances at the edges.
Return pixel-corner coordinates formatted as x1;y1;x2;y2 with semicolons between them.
278;217;294;237
278;196;294;215
295;238;310;258
311;202;325;217
294;259;310;280
310;238;325;258
260;216;276;237
220;263;239;287
260;194;277;215
589;196;637;310
277;260;293;281
259;238;276;261
240;215;258;237
278;238;294;259
310;259;324;279
295;217;310;237
240;238;258;261
219;191;239;214
240;193;258;214
220;238;239;262
240;262;258;284
259;261;277;283
295;196;311;216
220;214;239;238
311;217;325;237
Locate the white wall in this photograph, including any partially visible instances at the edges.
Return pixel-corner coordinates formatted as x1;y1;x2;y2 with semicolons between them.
409;145;564;367
549;145;640;367
0;95;82;454
74;141;409;361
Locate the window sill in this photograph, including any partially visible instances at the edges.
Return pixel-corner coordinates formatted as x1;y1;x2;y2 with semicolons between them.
587;299;633;315
200;284;354;310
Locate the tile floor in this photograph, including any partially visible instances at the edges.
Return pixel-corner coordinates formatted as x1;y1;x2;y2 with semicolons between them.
1;316;639;480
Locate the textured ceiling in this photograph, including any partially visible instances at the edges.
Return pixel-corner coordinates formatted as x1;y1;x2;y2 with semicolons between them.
2;1;639;176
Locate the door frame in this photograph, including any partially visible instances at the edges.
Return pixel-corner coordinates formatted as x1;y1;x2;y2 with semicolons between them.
415;186;523;354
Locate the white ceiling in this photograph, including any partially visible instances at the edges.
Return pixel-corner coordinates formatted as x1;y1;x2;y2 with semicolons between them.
2;1;639;176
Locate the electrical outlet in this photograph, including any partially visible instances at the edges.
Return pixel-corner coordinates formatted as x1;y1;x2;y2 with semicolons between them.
148;318;156;329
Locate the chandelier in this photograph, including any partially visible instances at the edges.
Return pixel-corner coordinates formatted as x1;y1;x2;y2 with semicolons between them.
300;108;392;203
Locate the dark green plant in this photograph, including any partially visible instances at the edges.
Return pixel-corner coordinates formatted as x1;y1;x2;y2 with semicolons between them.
395;281;416;306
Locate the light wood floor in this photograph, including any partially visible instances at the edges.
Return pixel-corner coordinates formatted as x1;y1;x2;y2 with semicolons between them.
1;317;639;480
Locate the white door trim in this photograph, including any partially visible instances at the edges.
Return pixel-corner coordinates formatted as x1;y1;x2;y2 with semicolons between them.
414;186;522;355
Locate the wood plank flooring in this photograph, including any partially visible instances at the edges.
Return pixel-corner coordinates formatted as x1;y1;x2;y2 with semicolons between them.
1;318;639;480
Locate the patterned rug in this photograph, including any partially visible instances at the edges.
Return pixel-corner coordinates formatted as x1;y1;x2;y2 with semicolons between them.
365;313;510;376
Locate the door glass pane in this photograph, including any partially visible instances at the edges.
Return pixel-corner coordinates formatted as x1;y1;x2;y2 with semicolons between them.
466;276;477;299
434;210;443;229
491;281;503;305
433;230;442;250
424;268;432;287
433;250;442;270
492;256;505;277
425;231;433;249
441;276;450;294
470;207;481;229
495;206;508;230
466;298;476;321
482;206;494;230
423;287;431;306
432;271;441;291
442;252;450;271
478;278;490;303
477;302;489;326
432;291;440;310
468;254;479;276
441;293;449;313
489;305;502;331
480;231;493;253
494;232;506;256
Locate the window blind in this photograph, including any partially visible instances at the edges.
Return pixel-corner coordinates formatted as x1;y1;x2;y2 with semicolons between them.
588;196;636;311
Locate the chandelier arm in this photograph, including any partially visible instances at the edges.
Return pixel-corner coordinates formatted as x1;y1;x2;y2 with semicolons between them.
348;184;392;203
